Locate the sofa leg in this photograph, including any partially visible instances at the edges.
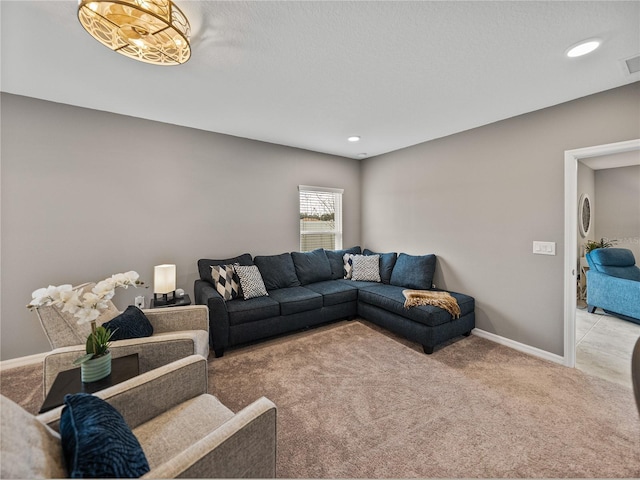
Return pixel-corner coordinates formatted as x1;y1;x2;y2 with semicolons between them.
423;345;434;354
587;305;597;314
214;348;225;358
463;330;472;337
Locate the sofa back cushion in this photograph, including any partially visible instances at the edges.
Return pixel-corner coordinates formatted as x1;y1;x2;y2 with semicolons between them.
254;253;301;290
363;249;398;284
291;249;333;285
390;253;437;290
198;254;253;286
325;246;362;279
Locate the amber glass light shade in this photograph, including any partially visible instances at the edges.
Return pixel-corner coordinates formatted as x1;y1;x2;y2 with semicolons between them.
78;0;190;65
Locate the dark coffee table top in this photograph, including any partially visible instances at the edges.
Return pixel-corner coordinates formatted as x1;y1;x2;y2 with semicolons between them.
39;353;139;413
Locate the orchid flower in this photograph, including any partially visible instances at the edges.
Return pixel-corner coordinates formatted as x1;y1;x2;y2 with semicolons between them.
28;272;142;325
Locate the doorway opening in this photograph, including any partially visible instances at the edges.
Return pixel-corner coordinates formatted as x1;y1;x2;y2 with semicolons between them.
564;139;640;369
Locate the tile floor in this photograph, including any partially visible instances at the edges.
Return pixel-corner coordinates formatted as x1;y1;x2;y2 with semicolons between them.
575;303;640;388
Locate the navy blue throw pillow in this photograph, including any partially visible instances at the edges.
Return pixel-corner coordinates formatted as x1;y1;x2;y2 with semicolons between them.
102;306;153;341
60;393;150;478
390;253;437;290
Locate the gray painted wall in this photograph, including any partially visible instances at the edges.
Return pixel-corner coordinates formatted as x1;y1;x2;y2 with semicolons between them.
361;82;640;356
1;93;361;360
594;165;640;261
2;83;638;361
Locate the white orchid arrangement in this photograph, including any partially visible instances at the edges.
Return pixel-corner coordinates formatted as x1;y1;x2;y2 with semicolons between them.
28;271;143;362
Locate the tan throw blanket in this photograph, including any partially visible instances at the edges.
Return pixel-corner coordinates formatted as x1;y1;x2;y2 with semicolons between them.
402;290;461;319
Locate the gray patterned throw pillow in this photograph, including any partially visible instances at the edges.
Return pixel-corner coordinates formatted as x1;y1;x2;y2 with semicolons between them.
233;265;269;300
351;254;381;282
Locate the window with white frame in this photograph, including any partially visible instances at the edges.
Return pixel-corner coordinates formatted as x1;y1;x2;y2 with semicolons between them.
299;185;343;252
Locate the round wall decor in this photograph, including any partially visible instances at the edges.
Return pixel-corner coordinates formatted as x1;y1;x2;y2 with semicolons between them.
579;193;591;238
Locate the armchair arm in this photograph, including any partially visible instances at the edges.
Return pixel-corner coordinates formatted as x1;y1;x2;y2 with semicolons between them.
145;397;277;479
194;280;229;355
586;270;640;320
39;355;208;432
143;305;209;334
43;331;209;395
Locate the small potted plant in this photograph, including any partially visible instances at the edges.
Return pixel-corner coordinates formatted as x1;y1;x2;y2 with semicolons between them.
584;237;617;253
28;271;143;382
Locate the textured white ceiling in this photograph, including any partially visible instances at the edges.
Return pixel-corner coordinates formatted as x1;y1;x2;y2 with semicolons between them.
2;1;639;159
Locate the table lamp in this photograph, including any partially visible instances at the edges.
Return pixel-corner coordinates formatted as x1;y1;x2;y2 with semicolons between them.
154;264;176;306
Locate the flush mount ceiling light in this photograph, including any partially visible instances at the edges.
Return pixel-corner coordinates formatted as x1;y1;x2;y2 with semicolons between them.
78;0;191;65
348;136;361;142
566;39;601;58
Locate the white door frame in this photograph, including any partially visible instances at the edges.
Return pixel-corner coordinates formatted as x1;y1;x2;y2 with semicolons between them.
563;138;640;367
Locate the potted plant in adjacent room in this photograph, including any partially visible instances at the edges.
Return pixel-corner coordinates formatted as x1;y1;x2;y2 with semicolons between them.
585;237;617;253
28;271;143;382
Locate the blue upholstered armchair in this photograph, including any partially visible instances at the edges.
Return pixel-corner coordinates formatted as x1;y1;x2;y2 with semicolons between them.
586;248;640;323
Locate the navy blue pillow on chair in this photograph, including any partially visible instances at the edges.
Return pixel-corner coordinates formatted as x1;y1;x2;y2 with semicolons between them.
101;306;153;341
60;393;150;478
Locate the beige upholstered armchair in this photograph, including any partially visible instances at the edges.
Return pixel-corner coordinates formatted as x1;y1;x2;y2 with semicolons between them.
1;355;277;478
35;285;210;395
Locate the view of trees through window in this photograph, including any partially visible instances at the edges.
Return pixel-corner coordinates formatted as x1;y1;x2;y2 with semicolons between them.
299;187;342;251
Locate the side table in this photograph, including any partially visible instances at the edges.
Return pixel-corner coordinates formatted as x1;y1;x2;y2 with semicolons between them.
39;353;139;413
150;293;191;308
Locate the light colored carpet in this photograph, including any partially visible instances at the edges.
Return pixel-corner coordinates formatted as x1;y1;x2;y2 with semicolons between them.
2;320;639;477
210;320;640;478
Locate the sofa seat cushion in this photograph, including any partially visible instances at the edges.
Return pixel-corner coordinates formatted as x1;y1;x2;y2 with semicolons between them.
335;279;380;290
133;394;234;470
226;296;281;326
305;280;358;306
358;285;475;327
267;287;323;316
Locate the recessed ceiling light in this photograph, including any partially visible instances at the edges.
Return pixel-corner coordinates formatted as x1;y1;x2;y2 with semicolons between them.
566;39;601;58
358;153;367;158
348;136;361;142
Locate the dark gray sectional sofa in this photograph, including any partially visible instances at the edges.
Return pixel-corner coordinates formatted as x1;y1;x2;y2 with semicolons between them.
194;247;475;357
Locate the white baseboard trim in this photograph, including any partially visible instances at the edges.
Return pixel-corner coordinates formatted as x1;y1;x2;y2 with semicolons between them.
0;352;47;372
472;328;565;365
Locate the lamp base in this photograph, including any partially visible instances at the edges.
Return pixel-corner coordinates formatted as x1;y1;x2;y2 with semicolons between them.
153;291;176;307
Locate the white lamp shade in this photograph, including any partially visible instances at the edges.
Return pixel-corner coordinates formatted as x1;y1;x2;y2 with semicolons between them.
154;264;176;294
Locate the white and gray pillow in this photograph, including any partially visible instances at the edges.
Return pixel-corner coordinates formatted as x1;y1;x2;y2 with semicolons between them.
343;253;355;279
210;263;241;300
233;265;269;300
351;254;381;282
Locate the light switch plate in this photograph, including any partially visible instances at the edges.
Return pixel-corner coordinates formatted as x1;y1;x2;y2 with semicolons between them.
533;241;556;255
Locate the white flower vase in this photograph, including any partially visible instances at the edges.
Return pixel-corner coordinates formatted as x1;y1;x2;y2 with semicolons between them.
81;351;112;383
